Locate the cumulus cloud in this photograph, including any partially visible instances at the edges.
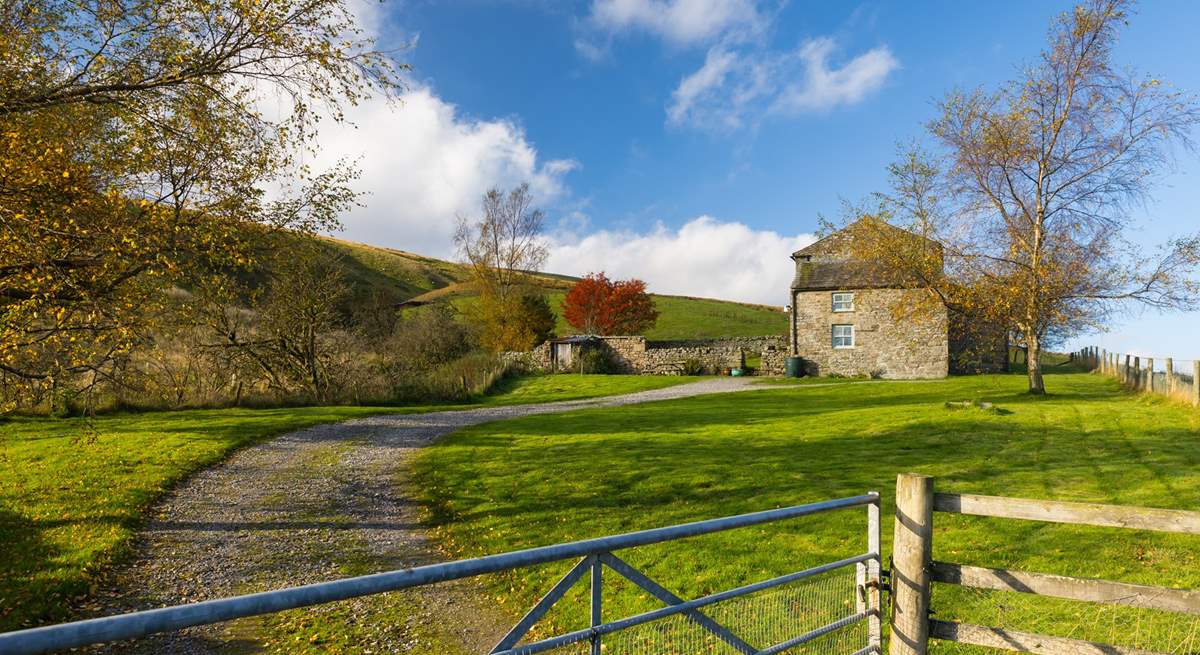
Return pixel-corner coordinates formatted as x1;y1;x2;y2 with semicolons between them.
545;216;815;305
772;38;900;112
587;0;763;46
668;38;899;130
308;86;577;257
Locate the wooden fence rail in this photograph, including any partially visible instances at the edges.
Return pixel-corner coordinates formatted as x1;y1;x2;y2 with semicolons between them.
1072;346;1200;406
888;473;1200;655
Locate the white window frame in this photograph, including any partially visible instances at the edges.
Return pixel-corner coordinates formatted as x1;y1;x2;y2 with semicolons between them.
832;324;855;349
831;292;854;313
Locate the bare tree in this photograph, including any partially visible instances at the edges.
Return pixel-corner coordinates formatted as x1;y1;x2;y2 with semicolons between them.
454;184;549;303
454;184;556;351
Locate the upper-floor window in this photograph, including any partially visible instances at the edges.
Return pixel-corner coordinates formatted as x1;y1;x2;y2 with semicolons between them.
832;324;855;349
832;292;854;312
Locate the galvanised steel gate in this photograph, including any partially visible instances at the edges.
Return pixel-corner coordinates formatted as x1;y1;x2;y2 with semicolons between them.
0;493;883;655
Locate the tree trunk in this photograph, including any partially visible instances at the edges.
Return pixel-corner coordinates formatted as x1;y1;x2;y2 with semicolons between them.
1026;334;1046;395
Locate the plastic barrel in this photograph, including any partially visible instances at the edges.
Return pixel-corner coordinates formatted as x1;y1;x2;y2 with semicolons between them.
785;356;804;378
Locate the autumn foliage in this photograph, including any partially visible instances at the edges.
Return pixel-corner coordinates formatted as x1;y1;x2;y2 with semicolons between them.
563;273;659;336
0;0;402;411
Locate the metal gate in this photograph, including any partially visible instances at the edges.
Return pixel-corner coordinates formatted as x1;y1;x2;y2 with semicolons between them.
0;493;883;655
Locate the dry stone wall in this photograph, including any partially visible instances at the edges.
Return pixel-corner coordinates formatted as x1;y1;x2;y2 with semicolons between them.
500;335;788;375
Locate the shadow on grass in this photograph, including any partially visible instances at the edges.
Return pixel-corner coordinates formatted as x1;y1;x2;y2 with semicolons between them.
0;507;71;629
414;373;1199;546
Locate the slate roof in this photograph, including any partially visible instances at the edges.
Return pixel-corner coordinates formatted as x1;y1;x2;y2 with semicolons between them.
789;219;943;291
790;261;896;291
791;218;939;259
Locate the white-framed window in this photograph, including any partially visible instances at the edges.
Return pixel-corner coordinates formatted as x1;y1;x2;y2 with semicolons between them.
832;292;854;312
832;324;855;349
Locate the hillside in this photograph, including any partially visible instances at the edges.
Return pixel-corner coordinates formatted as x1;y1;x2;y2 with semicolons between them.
318;236;788;340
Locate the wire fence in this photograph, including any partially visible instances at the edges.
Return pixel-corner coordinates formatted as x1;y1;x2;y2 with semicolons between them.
933;584;1200;655
534;566;866;655
508;559;873;655
1074;347;1200;406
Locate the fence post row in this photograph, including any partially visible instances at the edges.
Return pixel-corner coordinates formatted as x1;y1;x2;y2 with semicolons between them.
889;473;933;655
1083;345;1200;406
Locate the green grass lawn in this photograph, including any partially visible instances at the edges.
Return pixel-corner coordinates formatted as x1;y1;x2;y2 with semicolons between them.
414;372;1200;652
480;373;699;404
0;373;694;632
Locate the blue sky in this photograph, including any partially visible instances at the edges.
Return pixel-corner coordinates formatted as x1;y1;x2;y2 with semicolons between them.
324;0;1200;361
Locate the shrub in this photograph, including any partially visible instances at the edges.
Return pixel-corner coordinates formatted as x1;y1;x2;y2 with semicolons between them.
576;347;616;374
681;358;705;376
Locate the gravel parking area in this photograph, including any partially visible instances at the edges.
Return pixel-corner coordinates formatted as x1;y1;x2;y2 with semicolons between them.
82;377;759;653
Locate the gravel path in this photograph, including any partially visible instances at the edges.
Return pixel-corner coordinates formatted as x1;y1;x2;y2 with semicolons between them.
82;377;761;654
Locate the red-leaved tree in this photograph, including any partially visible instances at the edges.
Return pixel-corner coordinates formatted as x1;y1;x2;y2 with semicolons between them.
563;273;659;335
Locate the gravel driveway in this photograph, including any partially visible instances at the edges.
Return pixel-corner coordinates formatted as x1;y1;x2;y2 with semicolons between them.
82;377;761;653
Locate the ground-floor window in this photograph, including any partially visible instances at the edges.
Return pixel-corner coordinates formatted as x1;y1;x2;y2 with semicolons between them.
832;324;854;348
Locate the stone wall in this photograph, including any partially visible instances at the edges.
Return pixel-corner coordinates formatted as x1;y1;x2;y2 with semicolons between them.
791;288;948;379
759;347;787;376
499;341;551;371
642;336;786;375
597;336;647;373
500;335;789;375
646;336;786;351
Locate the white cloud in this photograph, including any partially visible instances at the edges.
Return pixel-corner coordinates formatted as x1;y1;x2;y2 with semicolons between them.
772;37;900;112
668;38;899;130
587;0;764;46
309;86;577;257
545;216;815;305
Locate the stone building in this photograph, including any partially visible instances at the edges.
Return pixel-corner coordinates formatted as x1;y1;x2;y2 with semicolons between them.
789;220;1005;379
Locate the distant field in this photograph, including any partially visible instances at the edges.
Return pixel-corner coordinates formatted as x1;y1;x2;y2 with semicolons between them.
544;291;787;339
0;374;694;632
315;237;787;340
415;372;1200;652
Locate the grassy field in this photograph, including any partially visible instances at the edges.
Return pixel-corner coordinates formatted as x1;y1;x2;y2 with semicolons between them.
316;236;788;340
449;289;787;340
544;291;787;340
0;374;693;632
414;372;1200;652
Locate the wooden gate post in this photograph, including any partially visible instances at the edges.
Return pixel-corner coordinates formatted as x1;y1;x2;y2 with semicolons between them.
890;473;934;655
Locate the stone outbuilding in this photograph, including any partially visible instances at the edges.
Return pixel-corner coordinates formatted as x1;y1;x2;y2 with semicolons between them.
789;220;1006;379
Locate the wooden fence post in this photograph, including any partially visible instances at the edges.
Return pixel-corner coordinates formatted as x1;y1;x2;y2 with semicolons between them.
1147;358;1155;393
1102;349;1108;374
1194;361;1200;407
1166;358;1175;396
891;473;934;655
1124;355;1131;385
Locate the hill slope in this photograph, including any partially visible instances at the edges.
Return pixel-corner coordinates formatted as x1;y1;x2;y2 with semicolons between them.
319;237;787;340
